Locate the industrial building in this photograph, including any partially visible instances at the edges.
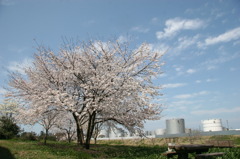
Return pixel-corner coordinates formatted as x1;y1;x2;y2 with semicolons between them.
166;118;185;134
97;118;240;140
201;119;223;132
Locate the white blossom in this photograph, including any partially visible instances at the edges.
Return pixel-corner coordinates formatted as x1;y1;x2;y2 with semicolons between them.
8;40;164;148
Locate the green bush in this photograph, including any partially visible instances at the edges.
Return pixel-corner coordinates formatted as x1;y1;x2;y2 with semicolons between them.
20;131;38;141
0;116;20;139
38;131;57;141
209;147;240;159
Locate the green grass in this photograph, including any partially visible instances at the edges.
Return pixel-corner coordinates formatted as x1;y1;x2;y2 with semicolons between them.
0;138;240;159
0;140;167;159
209;135;240;146
0;140;91;159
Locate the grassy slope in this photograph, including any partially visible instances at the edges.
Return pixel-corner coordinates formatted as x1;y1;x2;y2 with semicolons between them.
0;140;167;159
0;140;91;159
0;135;240;159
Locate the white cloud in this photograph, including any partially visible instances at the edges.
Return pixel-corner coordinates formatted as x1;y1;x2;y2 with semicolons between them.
202;52;240;69
195;78;217;83
158;73;167;78
168;35;201;57
206;78;217;82
210;8;225;20
195;79;217;83
156;18;205;39
173;66;197;76
7;46;29;54
206;65;218;70
175;35;200;51
169;100;195;108
173;65;183;73
151;17;159;23
131;26;149;33
82;20;95;26
174;94;193;99
230;67;238;72
191;106;240;115
233;40;240;46
175;67;182;72
117;35;128;43
198;91;209;95
186;69;196;74
149;43;169;53
205;27;240;45
195;80;202;84
7;58;33;75
162;83;187;88
174;91;209;99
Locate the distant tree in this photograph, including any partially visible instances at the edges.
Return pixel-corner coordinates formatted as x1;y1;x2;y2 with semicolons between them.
0;116;20;139
0;98;18;118
16;107;59;145
0;98;20;139
39;131;56;142
92;122;103;144
38;110;59;144
54;132;66;141
55;112;76;143
8;40;164;149
20;131;37;141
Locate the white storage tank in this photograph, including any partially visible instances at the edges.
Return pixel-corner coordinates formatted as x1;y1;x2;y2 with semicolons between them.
154;129;166;135
166;118;185;134
202;119;223;132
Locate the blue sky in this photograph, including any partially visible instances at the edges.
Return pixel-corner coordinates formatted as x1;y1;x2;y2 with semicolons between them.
0;0;240;133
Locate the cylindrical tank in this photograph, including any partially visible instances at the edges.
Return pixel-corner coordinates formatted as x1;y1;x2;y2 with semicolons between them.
202;119;223;132
154;129;166;135
166;118;185;134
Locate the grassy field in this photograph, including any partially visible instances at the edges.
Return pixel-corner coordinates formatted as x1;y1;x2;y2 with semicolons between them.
0;135;240;159
0;140;167;159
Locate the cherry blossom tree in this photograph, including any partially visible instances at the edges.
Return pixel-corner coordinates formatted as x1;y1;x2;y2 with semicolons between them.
92;122;103;144
16;105;59;145
8;40;164;149
55;112;76;143
0;98;18;118
38;110;59;145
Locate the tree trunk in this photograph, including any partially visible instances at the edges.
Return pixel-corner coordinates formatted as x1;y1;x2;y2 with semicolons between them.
85;111;96;149
72;113;84;145
67;131;71;143
94;137;97;144
80;127;84;144
93;122;102;145
44;129;48;145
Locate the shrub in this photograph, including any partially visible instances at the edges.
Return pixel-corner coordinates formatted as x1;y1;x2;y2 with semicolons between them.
0;116;20;139
38;131;57;141
20;131;38;141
